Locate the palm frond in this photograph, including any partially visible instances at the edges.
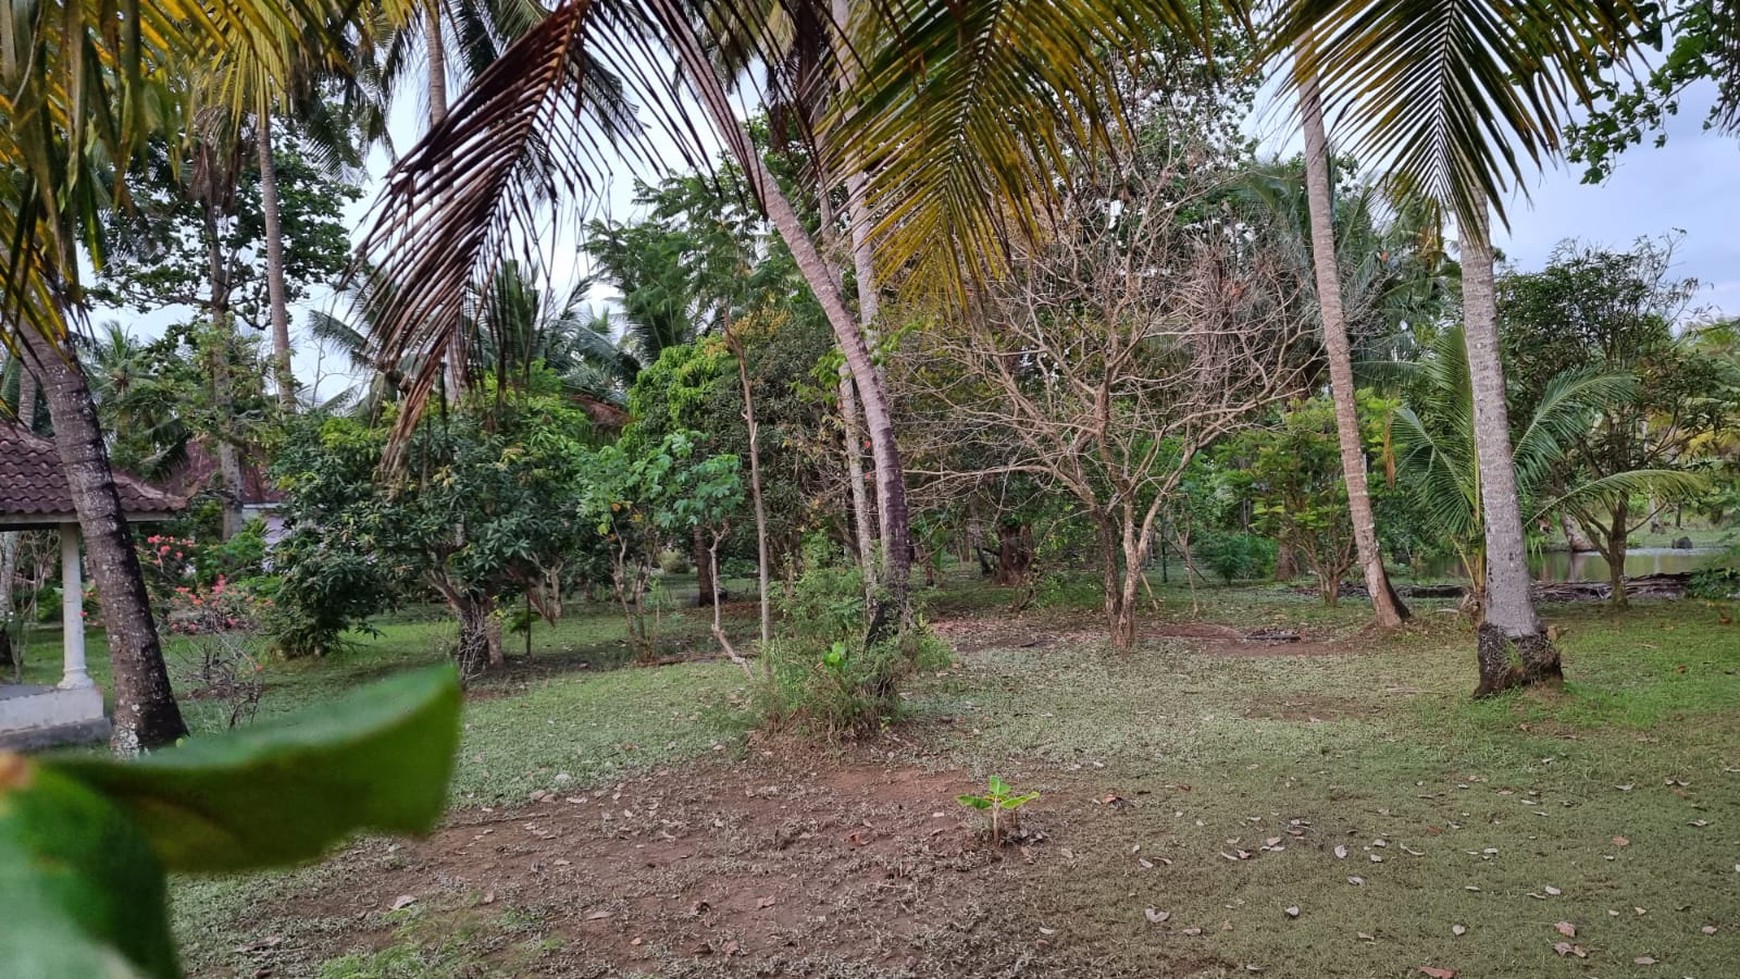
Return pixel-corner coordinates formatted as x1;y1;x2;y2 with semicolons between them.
822;0;1209;301
1534;468;1711;523
1272;0;1647;227
358;0;648;459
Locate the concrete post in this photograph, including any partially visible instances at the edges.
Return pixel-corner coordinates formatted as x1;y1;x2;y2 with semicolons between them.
58;523;92;690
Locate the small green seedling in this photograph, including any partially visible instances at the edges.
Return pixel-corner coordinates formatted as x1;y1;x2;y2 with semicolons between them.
957;775;1040;845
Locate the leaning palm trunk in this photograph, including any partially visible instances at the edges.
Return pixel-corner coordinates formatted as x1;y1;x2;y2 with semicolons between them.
666;13;911;627
257;109;297;411
838;366;878;594
20;326;188;753
1298;60;1409;630
1460;201;1560;694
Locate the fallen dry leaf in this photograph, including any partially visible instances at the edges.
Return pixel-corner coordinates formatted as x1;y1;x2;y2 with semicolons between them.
1552;942;1587;958
756;895;776;909
1347;876;1366;886
1633;956;1657;965
1452;924;1467;936
390;895;417;911
1544;885;1563;896
1554;921;1576;938
1613;835;1631;847
1417;967;1458;978
1334;844;1349;859
1145;908;1171;924
1284;906;1300;919
1701;925;1718;935
586;910;613;921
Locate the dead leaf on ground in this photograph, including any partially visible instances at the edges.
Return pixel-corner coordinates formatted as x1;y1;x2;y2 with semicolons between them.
756;895;776;909
1554;921;1576;938
1334;844;1349;859
1452;924;1467;936
586;910;613;921
1284;906;1300;918
1418;967;1458;978
1144;908;1171;924
1613;835;1631;847
1633;956;1658;965
1552;942;1587;958
390;895;417;911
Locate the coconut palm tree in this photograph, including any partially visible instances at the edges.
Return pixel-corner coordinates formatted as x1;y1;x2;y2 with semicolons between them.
1388;326;1697;690
1270;0;1652;690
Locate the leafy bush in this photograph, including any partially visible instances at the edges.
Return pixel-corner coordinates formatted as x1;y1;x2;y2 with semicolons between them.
777;537;868;644
657;550;692;575
755;629;949;738
1035;571;1102;609
1687;566;1740;600
1197;531;1277;584
751;537;947;737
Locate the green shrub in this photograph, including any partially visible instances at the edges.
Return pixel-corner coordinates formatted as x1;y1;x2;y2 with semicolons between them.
1198;532;1277;585
1035;571;1101;609
657;549;692;575
755;629;949;737
1687;566;1740;600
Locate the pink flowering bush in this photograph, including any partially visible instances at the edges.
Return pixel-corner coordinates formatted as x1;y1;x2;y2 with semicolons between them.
138;530;276;635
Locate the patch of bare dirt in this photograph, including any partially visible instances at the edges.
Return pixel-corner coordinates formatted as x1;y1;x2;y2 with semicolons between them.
203;748;1245;979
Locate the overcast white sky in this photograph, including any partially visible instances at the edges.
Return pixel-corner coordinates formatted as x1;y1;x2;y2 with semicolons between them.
102;70;1739;405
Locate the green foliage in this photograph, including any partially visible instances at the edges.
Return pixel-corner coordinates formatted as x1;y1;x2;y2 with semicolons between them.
1222;397;1382;603
757;630;948;738
1497;238;1729;576
574;430;742;659
753;540;946;736
0;668;460;978
1686;566;1740;600
268;384;595;663
1196;532;1277;585
956;775;1039;845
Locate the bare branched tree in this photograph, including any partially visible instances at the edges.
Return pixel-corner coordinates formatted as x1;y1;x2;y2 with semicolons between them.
895;155;1316;649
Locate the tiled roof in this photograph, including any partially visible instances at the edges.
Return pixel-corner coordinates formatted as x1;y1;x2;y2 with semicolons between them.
164;438;286;506
0;420;184;520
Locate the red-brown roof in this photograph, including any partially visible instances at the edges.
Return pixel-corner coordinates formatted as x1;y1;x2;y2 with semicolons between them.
164;438;286;506
0;421;184;526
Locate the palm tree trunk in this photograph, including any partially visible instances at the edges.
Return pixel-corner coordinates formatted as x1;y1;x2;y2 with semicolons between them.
833;0;897;581
257;109;297;411
1298;62;1408;630
20;326;188;753
426;3;448;127
1460;201;1560;694
668;18;911;623
839;365;878;594
203;198;245;539
425;3;467;402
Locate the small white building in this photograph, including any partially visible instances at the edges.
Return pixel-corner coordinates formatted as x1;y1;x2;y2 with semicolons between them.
0;421;182;750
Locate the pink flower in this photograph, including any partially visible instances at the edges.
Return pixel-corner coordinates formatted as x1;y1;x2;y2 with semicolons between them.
159;545;171;555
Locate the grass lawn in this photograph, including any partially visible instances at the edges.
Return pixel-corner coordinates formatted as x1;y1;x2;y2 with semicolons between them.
44;573;1739;978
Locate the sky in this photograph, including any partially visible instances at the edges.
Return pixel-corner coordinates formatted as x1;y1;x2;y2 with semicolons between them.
102;70;1739;406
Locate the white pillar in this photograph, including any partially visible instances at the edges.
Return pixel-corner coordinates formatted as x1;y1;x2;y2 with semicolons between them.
58;523;92;690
